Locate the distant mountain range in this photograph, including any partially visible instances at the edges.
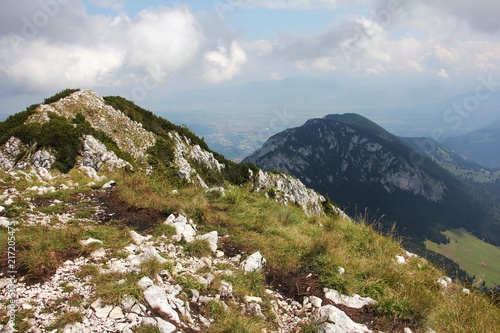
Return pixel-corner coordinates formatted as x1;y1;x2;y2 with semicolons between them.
244;113;500;246
443;120;500;169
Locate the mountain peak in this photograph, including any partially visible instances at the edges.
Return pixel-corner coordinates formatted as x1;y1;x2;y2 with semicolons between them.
244;113;500;246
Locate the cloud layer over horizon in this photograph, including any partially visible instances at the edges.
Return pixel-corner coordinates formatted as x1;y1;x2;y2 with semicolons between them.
0;0;499;115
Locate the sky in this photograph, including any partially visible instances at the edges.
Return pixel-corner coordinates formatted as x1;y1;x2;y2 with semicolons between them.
1;0;500;150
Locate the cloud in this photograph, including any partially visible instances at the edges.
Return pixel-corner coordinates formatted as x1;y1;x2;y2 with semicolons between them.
222;0;341;10
124;7;203;73
0;3;205;92
0;40;124;91
296;57;337;71
203;42;247;83
437;68;449;79
421;0;500;34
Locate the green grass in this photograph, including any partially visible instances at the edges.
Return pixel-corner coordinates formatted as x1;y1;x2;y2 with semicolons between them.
112;170;500;331
91;272;143;305
425;228;500;287
46;311;83;331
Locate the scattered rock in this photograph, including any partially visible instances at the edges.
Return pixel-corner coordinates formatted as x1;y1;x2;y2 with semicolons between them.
102;180;116;189
80;238;103;246
324;289;377;309
240;251;266;273
165;214;196;242
143;285;180;324
219;280;233;298
311;305;371;333
196;231;218;253
395;255;406;264
137;276;154;290
156;317;177;333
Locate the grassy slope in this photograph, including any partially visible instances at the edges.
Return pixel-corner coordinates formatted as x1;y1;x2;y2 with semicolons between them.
114;170;500;332
425;228;500;288
1;93;499;332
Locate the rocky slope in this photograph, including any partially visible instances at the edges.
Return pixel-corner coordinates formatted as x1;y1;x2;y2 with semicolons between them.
0;90;380;333
0;168;373;333
1;91;498;333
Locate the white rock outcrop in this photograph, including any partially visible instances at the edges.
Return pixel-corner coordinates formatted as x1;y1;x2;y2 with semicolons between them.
251;169;349;217
311;305;372;333
240;251;266;273
324;288;377;309
81;135;132;171
164;214;197;242
0;137;26;170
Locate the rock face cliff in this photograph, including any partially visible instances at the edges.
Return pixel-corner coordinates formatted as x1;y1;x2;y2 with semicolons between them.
244;113;491;243
246;116;447;202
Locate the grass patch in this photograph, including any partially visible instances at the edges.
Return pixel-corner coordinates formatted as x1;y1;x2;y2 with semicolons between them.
139;257;172;279
221;270;266;299
206;301;268;333
84;225;132;256
183;239;213;258
152;223;176;237
425;228;500;287
91;272;143;305
46;311;83;331
133;325;161;333
14;225;84;282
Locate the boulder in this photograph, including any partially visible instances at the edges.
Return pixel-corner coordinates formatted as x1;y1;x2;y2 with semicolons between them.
240;251;266;273
311;305;371;333
143;285;180;324
196;231;218;253
324;289;376;309
164;214;196;242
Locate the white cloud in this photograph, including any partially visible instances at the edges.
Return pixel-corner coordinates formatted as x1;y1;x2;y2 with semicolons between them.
203;42;247;83
420;0;500;34
437;68;449;79
296;57;337;71
125;7;203;73
0;5;205;92
0;39;123;91
227;0;340;9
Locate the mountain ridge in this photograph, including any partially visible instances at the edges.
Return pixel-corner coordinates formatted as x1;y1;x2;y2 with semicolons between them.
244;113;500;246
1;90;499;332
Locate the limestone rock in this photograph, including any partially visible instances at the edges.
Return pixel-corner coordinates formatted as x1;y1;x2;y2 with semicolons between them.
251;169;331;216
143;285;180;324
156;317;177;333
33;150;55;170
0;137;26;170
80;238;103;246
165;214;196;242
324;289;376;309
81;135;132;171
311;305;371;333
240;251;266;273
196;231;218;253
137;276;154;290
